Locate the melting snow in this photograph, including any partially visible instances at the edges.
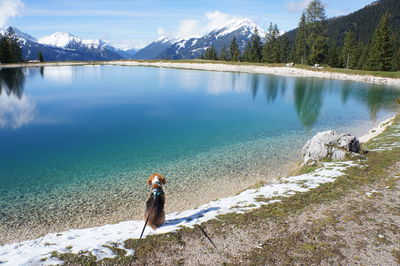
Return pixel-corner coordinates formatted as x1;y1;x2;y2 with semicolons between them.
0;161;358;265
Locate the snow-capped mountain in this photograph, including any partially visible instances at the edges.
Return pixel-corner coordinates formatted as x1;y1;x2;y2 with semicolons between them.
0;19;263;61
131;37;174;60
0;26;127;61
133;19;265;60
38;32;108;50
0;26;37;44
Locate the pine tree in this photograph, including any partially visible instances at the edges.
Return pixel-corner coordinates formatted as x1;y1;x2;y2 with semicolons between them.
0;37;8;63
392;46;400;71
279;34;290;63
341;31;357;69
229;37;240;61
327;44;340;68
305;0;328;65
249;27;262;62
262;23;273;62
0;34;22;63
242;42;252;62
38;51;44;62
365;13;393;71
263;24;281;63
203;46;218;60
357;44;369;70
294;12;308;64
271;24;281;62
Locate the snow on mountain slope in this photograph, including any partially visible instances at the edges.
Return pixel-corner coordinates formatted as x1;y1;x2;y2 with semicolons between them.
0;26;37;44
0;26;127;61
133;18;265;60
38;32;81;48
215;18;265;38
38;32;107;50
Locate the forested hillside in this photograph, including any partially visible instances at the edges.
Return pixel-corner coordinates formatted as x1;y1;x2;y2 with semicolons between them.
286;0;400;46
204;0;400;72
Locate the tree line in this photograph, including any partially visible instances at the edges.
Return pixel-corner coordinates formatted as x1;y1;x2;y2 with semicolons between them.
202;0;400;72
0;30;22;64
0;28;45;64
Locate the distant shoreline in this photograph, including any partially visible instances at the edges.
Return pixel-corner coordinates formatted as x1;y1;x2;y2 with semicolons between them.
1;60;400;86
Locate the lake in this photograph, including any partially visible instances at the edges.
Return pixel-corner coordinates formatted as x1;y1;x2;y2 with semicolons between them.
0;65;399;243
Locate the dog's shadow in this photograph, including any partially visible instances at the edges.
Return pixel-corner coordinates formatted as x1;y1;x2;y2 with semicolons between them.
162;207;220;227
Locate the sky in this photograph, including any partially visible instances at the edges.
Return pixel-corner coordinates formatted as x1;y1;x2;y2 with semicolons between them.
1;0;376;49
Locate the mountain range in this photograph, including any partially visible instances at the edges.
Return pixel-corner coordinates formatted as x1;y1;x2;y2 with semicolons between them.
2;0;397;62
0;26;138;61
132;19;265;60
0;18;264;61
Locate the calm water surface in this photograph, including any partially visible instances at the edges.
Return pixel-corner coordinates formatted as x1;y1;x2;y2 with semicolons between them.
0;65;399;241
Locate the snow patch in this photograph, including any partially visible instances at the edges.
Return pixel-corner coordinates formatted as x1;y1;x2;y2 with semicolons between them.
0;161;357;265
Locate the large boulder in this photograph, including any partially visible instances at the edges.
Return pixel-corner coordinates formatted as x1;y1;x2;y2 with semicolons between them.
301;130;362;166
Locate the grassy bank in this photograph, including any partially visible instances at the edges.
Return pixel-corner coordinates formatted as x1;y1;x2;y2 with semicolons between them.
50;115;400;265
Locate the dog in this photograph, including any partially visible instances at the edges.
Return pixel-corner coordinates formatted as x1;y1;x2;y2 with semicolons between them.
144;173;166;230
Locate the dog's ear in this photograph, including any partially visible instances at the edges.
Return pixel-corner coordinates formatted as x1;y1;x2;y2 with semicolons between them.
147;175;154;186
159;174;166;184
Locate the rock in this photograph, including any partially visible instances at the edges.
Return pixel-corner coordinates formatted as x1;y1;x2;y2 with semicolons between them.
301;130;362;166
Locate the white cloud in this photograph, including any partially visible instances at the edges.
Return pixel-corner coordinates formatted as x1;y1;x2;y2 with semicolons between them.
163;11;245;40
157;27;166;37
175;19;202;39
0;93;35;129
204;11;234;32
0;0;24;27
286;0;312;13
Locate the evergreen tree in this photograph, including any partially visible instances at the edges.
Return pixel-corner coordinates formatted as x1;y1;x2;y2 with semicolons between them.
294;12;308;64
306;0;328;65
341;31;357;69
0;35;22;63
392;46;400;71
262;23;272;62
203;46;218;60
327;44;340;68
249;27;262;62
365;13;393;71
242;42;253;62
38;51;44;62
263;23;280;63
357;44;369;70
279;34;290;63
271;24;281;62
229;37;240;61
0;37;8;63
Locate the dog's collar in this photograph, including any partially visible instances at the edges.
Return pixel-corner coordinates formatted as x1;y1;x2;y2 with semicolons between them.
152;181;163;186
152;187;163;198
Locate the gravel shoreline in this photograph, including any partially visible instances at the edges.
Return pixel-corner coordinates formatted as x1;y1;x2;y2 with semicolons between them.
1;61;400;86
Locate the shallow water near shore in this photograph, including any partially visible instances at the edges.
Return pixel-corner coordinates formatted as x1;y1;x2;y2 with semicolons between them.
0;65;399;244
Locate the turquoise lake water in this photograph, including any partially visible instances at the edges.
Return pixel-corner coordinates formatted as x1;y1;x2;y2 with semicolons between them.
0;65;399;241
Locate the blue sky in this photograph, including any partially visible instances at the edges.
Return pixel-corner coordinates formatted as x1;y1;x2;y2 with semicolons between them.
1;0;375;49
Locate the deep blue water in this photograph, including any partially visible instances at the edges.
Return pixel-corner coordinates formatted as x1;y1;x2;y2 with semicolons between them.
0;65;399;232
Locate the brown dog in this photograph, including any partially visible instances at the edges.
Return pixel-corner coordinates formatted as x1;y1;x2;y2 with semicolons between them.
144;173;166;230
